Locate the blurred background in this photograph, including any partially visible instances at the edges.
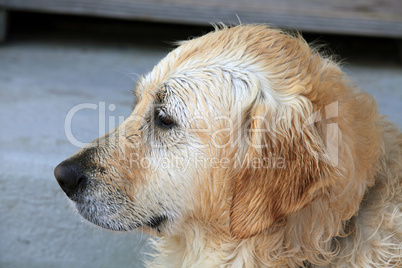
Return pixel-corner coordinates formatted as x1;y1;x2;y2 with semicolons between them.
0;1;401;267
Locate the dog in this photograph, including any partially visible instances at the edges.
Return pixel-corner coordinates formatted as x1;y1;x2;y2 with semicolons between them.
54;25;401;267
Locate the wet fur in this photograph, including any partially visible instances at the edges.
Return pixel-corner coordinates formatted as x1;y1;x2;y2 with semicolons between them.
59;25;401;267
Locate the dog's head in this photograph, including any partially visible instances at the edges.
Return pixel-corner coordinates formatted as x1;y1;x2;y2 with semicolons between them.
54;25;379;238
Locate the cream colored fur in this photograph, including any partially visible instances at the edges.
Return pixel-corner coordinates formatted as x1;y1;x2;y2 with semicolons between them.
58;25;401;267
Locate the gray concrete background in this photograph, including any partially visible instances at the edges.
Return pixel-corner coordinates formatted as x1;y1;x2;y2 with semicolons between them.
1;13;401;268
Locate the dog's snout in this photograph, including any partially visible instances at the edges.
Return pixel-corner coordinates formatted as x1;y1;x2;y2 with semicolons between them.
54;161;87;197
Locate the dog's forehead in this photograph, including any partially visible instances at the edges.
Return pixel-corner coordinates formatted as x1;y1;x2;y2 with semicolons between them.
136;69;230;125
134;25;296;120
135;29;237;103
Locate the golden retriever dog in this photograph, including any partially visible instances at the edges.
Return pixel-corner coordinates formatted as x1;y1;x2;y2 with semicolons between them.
54;25;401;267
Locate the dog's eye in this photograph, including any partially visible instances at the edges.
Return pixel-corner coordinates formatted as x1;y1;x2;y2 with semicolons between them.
155;109;175;128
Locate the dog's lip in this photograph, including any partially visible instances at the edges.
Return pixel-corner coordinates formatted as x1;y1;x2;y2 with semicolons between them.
144;214;168;229
78;213;143;232
96;215;168;232
116;214;169;231
75;202;168;232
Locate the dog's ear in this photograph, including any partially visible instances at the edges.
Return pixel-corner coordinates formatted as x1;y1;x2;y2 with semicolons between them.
229;102;333;239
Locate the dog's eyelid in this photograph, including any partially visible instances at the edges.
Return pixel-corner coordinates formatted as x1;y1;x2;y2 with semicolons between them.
155;107;176;128
158;108;167;117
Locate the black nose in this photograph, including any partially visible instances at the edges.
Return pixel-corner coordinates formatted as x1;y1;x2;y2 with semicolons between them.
54;161;87;197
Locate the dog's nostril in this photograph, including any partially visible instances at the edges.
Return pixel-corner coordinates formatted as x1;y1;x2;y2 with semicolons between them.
76;176;85;187
54;162;87;197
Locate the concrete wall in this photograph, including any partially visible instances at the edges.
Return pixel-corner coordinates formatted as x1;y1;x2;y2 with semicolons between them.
1;17;401;268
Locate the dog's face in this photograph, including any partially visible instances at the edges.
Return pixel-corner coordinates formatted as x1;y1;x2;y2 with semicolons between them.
53;68;219;234
54;30;241;234
55;25;373;239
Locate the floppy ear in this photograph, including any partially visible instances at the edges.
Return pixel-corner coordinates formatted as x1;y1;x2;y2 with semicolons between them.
229;102;333;239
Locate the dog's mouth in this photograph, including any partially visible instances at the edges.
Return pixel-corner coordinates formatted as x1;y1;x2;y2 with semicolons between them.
72;194;169;232
76;202;169;232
